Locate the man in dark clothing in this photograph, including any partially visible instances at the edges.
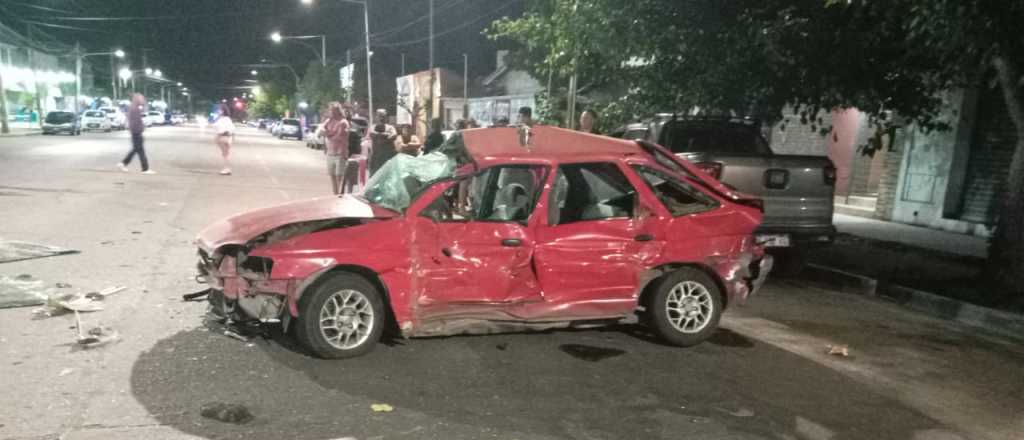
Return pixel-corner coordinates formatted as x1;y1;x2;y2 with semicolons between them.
517;106;535;127
118;94;154;174
367;109;398;176
423;118;445;154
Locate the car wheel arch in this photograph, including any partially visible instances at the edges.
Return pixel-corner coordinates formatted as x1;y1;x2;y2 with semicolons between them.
638;263;730;311
294;264;400;334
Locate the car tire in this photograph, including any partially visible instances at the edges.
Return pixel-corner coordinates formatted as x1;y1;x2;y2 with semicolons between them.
646;267;723;347
295;272;385;359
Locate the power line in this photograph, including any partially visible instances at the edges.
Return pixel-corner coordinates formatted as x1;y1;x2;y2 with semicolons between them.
16;19;116;34
0;0;72;15
373;0;519;48
369;0;465;39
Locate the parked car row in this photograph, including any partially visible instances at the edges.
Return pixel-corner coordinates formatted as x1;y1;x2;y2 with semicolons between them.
39;108;187;135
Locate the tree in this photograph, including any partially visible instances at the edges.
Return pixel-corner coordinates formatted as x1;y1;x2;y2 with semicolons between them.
298;61;345;116
490;0;1024;298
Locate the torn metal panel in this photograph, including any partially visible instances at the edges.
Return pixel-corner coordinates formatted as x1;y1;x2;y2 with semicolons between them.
0;240;78;264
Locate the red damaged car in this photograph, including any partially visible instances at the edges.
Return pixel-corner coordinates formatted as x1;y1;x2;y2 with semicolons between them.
196;126;772;358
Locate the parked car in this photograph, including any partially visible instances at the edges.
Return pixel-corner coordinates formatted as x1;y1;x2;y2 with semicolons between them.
258;119;272;130
306;123;325;150
277;118;302;140
269;120;282;136
80;110;112;132
170;113;186;125
144;111;164;127
41;111;80;135
99;107;126;130
195;126;772;358
613;115;836;273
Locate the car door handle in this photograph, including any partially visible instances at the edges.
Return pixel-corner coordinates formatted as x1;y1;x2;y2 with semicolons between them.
634;234;654;242
501;239;523;247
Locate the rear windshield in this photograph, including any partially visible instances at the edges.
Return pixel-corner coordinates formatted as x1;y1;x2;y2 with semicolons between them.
283;119;300;126
101;108;115;114
660;121;772;155
84;111;104;117
46;112;74;123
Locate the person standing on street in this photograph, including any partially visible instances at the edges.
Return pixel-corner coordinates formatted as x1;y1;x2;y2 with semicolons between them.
118;94;155;174
367;109;398;176
322;102;351;195
517;106;535;127
423;118;445;154
213;104;235;175
396;124;422;156
579;109;600;134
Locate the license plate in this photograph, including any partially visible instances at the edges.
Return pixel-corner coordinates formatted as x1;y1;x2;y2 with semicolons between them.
88;124;98;128
757;234;791;247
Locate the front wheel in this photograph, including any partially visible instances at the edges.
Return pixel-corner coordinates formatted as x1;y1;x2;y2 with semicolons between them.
646;268;724;347
295;272;385;359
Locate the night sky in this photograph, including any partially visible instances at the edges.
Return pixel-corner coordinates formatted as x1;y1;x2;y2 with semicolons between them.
1;0;522;101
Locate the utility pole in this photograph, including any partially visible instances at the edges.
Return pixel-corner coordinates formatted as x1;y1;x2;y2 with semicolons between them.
0;48;9;134
74;42;82;114
321;35;327;67
428;0;435;131
463;53;468;122
401;53;406;76
346;49;352;104
363;0;373;119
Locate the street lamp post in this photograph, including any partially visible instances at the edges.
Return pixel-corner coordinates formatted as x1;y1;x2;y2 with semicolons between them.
295;0;371;118
75;46;125;113
270;31;327;67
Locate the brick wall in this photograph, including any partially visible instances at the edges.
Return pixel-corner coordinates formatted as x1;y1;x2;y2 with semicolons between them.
873;127;905;220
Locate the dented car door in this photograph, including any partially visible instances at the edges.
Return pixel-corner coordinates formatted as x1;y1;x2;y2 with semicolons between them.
533;162;655;309
411;165;547;307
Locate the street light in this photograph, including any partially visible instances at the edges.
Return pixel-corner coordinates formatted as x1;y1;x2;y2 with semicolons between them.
270;30;326;67
337;0;373;119
145;68;153;75
251;70;258;76
154;70;163;77
75;47;127;113
177;82;182;86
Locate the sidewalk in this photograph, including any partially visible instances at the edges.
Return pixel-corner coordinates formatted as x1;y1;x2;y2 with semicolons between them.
833;213;988;258
803;214;1024;316
1;121;42;137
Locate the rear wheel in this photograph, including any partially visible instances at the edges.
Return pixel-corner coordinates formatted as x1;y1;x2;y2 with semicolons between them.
646;268;723;347
295;272;385;359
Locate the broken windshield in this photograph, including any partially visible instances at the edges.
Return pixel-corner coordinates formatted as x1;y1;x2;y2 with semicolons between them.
361;131;473;212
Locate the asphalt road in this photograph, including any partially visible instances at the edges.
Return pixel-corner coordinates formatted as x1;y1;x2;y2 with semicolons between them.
0;125;1021;440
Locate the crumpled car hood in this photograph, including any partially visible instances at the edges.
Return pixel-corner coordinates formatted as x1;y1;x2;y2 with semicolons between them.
197;195;396;251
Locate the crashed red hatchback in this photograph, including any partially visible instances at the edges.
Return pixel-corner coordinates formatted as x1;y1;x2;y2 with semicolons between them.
196;126;772;358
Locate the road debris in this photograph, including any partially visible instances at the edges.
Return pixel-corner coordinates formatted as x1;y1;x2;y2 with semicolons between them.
827;344;850;357
55;282;72;288
200;402;253;424
58;368;74;377
74;311;119;348
495;342;509;351
0;275;50;309
33;286;125;316
0;240;79;264
371;403;394;412
182;288;211;302
223;329;249;343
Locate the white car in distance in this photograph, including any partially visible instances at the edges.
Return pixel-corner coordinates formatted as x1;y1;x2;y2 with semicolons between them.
99;107;126;130
81;110;112;132
144;111;164;127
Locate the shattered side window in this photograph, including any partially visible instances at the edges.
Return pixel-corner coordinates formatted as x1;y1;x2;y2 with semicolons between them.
361;131;473;213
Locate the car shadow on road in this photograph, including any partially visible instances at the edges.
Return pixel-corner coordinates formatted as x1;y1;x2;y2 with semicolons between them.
130;319;948;440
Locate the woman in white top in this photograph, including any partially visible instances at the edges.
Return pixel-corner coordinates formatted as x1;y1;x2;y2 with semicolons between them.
213;104;235;175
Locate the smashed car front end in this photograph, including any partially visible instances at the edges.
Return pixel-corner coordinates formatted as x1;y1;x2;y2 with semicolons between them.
194;196;395;326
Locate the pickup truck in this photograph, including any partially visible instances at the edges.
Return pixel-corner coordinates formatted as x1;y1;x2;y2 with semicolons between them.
613;115;836;272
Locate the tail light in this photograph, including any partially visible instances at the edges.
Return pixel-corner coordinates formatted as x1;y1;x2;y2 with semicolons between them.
695;161;724;180
824;164;837;186
736;197;764;213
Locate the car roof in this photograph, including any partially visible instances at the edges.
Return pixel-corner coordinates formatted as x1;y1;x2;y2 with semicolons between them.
460;125;645;166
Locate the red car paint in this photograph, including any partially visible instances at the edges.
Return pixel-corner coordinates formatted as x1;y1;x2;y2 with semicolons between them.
196;126;769;337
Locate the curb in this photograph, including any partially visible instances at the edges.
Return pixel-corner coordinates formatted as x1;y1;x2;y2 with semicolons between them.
802;264;1024;341
0;130;42;138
